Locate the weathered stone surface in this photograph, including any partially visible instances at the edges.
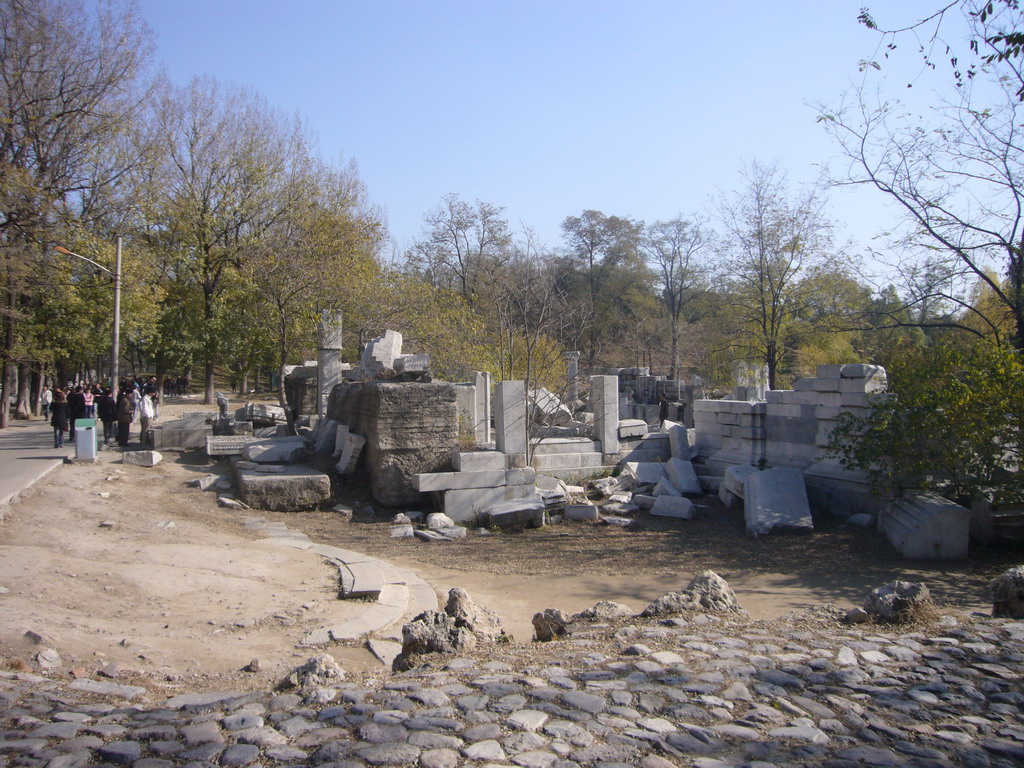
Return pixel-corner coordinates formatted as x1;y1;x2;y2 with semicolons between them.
396;588;508;669
122;450;162;467
532;608;569;641
990;565;1024;618
863;580;932;623
280;654;345;690
484;496;546;528
665;457;702;495
565;504;599;521
241;438;308;465
641;570;744;617
327;381;458;506
649;495;695;519
744;466;813;536
236;466;331;511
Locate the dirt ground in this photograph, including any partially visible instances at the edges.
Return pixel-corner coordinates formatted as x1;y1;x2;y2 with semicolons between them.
0;396;1020;696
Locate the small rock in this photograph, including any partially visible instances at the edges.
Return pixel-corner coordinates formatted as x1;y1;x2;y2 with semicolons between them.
243;658;261;673
99;520;116;528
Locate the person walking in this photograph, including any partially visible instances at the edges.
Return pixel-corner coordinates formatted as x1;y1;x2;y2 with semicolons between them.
138;388;156;448
50;390;69;449
115;385;134;447
97;388;117;445
67;386;86;441
40;385;53;418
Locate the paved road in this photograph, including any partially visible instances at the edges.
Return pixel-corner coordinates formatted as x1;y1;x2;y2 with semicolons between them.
0;419;73;508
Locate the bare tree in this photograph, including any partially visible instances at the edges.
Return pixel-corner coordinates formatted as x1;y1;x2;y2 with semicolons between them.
409;194;512;305
641;216;709;379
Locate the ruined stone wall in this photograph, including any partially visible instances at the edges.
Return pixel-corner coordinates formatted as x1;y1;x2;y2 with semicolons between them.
327;381;458;506
693;364;888;517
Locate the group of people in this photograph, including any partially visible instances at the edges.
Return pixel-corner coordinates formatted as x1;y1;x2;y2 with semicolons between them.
45;377;161;450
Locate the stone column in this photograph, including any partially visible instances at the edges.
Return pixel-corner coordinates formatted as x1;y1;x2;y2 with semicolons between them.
473;371;491;444
565;351;581;401
317;311;344;416
494;380;527;464
592;374;619;456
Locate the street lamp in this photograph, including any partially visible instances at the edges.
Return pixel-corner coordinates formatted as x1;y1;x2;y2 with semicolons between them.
54;236;122;387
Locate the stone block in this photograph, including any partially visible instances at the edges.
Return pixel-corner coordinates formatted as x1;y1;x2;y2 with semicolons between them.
237;466;332;511
650;495;696;519
414;529;451;542
484;496;546;528
505;467;536;486
336;432;366;475
811;378;841;393
333;423;349;456
495;380;528;455
123;450;162;467
665;458;702;495
443;484;537;524
882;493;969;560
815;364;845;379
592;374;619;454
744;467;814;536
618;419;648;438
453;450;506;471
566;504;600;521
633;494;656;509
840;391;870;408
663;420;690;459
622;461;667;485
360;329;403;375
206;435;261;456
427;512;455;529
415;470;507;492
312;419;339;455
326;381;457;505
653;478;681;497
394;354;430;373
242;438;309;465
723;464;756;497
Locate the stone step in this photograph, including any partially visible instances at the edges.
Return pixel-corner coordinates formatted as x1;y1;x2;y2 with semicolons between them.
530;437;599;456
338;560;385;600
534;465;617;481
532;451;604;470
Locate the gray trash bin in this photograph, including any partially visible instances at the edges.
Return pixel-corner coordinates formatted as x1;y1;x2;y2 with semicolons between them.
74;417;98;462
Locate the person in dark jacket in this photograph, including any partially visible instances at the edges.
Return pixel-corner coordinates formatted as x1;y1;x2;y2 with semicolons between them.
97;387;117;445
50;389;69;448
67;385;86;440
115;385;134;447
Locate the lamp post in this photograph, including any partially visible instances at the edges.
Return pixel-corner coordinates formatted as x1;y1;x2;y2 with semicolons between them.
54;236;122;387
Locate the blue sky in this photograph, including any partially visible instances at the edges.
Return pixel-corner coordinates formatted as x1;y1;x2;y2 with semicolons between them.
134;0;961;262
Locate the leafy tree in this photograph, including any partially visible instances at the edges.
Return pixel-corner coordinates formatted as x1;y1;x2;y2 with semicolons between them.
716;161;844;389
143;75;301;403
826;341;1024;504
560;210;647;370
0;0;152;426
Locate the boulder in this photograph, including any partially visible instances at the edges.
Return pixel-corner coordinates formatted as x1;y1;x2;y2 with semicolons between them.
427;512;455;530
279;654;345;690
641;571;745;617
572;600;633;621
863;580;932;623
532;608;569;641
990;565;1024;618
394;588;508;670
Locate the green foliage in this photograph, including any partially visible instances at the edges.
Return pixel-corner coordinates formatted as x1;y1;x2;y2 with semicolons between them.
826;342;1024;504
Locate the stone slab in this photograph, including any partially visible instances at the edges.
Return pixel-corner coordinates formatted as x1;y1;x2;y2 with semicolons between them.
744;467;814;536
650;495;696;519
122;450;162;467
566;504;600;521
415;469;507;492
484;496;546;528
453;450;506;471
443;484;537;524
665;458;702;495
237;466;332;512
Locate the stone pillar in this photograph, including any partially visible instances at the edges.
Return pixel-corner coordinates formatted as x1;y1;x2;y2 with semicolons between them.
565;351;581;401
473;371;491;444
592;374;619;456
494;380;527;462
317;311;344;416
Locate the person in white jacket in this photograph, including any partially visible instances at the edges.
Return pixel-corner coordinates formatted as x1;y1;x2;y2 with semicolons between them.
138;390;157;448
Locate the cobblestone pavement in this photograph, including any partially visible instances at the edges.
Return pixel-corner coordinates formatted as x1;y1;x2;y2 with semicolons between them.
2;606;1023;768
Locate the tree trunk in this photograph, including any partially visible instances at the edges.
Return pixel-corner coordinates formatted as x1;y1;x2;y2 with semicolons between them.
31;365;41;416
15;362;31;419
240;372;248;395
204;361;215;405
